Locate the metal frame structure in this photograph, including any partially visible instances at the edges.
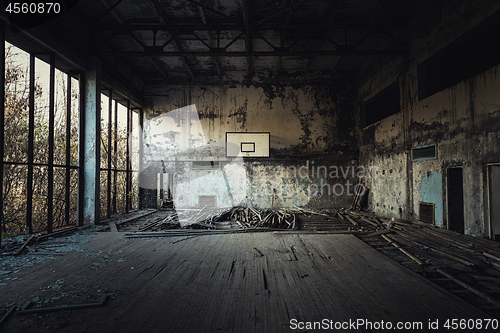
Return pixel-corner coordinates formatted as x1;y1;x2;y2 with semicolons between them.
0;35;140;238
77;0;412;86
0;21;4;247
99;95;137;220
1;48;80;235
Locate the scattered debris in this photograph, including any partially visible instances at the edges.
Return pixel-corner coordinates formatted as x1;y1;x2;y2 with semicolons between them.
350;184;368;211
17;294;110;315
0;305;16;328
382;234;423;266
14;235;35;256
354;208;500;318
436;269;500;309
108;222;118;233
0;227;99;285
228;206;296;229
253;247;264;257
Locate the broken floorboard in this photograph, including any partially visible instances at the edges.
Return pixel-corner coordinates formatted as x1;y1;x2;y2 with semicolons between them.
0;232;495;332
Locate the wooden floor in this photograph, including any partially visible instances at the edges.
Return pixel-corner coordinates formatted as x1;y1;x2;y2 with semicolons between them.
0;232;494;332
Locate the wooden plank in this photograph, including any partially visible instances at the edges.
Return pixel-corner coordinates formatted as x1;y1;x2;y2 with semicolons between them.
382;234;423;265
359;228;393;238
437;268;500;308
297;235;382;321
1;232;495;332
483;252;500;262
344;215;358;226
0;305;16;328
18;295;109;314
108;222;118;232
14;235;35;256
114;210;158;226
394;231;476;266
359;216;379;227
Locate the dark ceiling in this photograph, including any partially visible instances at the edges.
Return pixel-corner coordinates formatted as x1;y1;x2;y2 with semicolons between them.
2;0;423;105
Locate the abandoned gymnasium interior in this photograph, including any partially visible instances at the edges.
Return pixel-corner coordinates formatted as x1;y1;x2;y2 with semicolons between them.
1;0;500;331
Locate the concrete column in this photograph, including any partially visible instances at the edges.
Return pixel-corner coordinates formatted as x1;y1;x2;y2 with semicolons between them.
138;112;157;209
82;57;101;225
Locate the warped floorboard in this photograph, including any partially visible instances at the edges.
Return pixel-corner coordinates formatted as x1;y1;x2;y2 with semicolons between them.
0;232;494;332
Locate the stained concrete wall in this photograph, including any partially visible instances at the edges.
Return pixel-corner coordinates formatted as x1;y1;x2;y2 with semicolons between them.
142;82;358;210
358;1;500;237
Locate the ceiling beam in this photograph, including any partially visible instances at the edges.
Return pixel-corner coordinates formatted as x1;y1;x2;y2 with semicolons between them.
97;0;125;22
96;21;407;33
257;0;309;25
326;0;344;25
374;0;402;17
303;0;343;74
330;56;345;76
97;49;406;57
185;0;241;24
98;0;161;82
149;0;195;81
244;0;253;85
196;0;222;79
275;0;296;75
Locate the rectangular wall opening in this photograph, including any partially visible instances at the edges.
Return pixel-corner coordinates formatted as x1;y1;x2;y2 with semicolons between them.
419;202;435;224
192;161;220;170
418;12;500;99
412;144;437;161
364;82;400;127
447;167;464;233
199;195;216;208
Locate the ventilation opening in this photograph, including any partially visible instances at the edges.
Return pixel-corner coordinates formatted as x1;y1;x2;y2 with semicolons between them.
192;161;220;170
364;82;400;127
419;202;435;224
412;144;437;161
418;12;500;99
198;195;216;208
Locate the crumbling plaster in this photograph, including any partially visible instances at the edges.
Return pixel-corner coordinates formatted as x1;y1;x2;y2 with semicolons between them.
358;0;500;237
141;83;358;209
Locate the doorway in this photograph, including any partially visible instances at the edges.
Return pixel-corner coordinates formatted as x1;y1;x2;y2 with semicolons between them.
489;165;500;241
447;167;464;233
159;173;174;209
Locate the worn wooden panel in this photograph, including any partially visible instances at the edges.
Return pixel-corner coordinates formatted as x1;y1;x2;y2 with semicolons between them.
0;233;492;333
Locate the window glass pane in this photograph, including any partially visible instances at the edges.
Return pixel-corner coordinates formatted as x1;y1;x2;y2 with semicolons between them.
3;165;27;236
4;43;30;164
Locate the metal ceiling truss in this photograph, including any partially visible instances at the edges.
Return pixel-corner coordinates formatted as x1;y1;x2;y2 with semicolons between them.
149;0;195;80
196;0;223;78
244;0;253;84
95;22;406;54
89;0;408;83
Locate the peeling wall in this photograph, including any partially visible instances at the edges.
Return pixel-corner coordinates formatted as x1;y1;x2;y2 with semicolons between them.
142;82;358;209
362;152;408;220
358;0;500;237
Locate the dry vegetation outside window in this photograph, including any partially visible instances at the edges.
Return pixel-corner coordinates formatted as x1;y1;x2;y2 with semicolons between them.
2;43;79;236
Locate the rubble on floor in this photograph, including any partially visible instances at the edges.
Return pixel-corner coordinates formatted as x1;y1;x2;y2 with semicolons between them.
351;209;500;318
110;206;383;236
0;226;107;288
2;206;500;321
